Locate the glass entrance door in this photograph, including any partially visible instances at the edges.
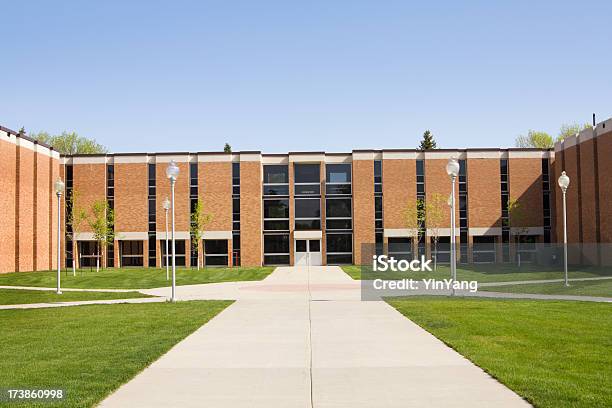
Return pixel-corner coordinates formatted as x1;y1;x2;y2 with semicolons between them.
295;239;322;266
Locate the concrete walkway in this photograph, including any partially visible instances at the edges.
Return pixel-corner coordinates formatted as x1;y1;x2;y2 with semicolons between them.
100;266;530;407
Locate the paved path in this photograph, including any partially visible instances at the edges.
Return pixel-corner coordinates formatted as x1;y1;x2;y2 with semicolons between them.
100;266;530;407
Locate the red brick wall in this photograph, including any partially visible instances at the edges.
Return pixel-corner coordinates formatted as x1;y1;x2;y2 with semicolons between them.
383;158;416;229
352;159;375;264
115;162;148;232
557;148;579;243
0;138;16;273
156;161;190;232
425;159;459;227
200;162;232;231
467;158;501;228
73;163;107;232
35;153;51;270
240;161;262;266
17;146;34;272
598;130;612;243
508;158;543;228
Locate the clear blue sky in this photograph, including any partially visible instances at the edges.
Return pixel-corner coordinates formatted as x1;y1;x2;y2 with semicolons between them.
1;1;611;153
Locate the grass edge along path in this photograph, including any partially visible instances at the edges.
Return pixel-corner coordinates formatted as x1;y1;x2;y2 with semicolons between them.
0;288;152;305
480;279;612;298
0;300;233;408
0;266;275;290
387;296;612;408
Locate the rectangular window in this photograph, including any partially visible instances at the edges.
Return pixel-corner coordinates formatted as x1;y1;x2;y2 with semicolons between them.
459;159;468;263
325;164;351;195
472;236;496;263
326;233;353;264
325;198;351;218
388;237;412;260
541;158;551;243
264;199;289;219
161;240;186;267
204;239;228;266
147;164;156;265
500;158;510;262
374;160;383;247
295;198;321;231
106;164;114;267
263;234;290;265
264;165;289;184
294;164;320;184
120;240;144;267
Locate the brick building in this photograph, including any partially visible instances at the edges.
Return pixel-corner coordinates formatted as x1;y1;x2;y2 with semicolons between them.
1;118;611;273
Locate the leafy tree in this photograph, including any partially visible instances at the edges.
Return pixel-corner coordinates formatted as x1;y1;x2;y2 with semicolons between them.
403;198;426;259
30;131;108;155
418;130;437;150
557;123;592;143
425;193;446;270
505;197;527;266
190;200;213;270
224;143;232;153
88;200;115;272
515;130;554;148
66;190;88;275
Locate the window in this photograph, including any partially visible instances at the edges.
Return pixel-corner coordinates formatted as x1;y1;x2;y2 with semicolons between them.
374;160;383;251
264;165;288;184
161;240;186;267
263;234;290;265
542;158;551;243
106;164;114;267
77;241;99;267
459;159;468;263
325;198;352;230
232;162;240;265
294;164;320;197
500;158;510;262
120;241;144;267
326;233;353;264
431;236;450;263
295;198;321;231
325;164;351;195
147;163;157;267
388;237;412;261
416;160;425;199
472;236;496;263
64;164;74;268
264;199;289;219
204;239;228;266
190;162;199;266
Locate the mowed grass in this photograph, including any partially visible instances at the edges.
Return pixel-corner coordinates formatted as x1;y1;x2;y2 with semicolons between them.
0;266;275;289
0;288;152;305
481;279;612;297
387;297;612;408
342;264;611;283
0;300;232;407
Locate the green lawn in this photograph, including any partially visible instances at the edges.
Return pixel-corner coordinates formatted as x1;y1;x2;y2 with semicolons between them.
0;266;275;289
342;264;611;283
387;297;612;408
0;300;232;407
481;279;612;297
0;288;152;305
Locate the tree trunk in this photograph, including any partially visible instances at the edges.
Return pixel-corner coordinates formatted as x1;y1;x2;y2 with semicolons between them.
72;234;77;276
96;241;100;273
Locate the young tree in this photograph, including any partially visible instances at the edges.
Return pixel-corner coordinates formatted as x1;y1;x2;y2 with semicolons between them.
557;123;592;143
418;130;437;150
223;143;232;153
402;198;426;259
30;131;108;155
88;200;115;272
425;193;446;270
66;190;88;276
190;200;213;270
506;197;527;266
515;130;553;148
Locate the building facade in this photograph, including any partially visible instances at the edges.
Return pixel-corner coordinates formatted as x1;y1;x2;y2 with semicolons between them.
1;118;611;273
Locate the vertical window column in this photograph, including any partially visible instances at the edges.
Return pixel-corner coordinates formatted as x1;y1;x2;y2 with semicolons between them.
65;164;74;268
294;164;321;230
458;159;468;263
542;158;551;243
325;163;353;264
106;164;114;267
263;165;290;265
189;163;199;267
416;159;425;256
374;160;383;253
500;159;510;262
147;163;156;267
232;162;241;266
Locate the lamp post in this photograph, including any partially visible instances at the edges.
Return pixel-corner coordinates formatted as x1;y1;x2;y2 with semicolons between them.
54;178;65;295
446;158;460;296
166;160;180;301
162;197;171;281
558;171;570;287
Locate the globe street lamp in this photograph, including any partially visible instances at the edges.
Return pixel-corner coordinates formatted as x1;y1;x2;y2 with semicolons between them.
54;178;65;295
558;171;570;287
162;197;171;281
166;160;179;301
446;158;460;296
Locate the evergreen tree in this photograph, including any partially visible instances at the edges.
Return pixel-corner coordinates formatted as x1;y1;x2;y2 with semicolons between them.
418;130;437;150
224;143;232;153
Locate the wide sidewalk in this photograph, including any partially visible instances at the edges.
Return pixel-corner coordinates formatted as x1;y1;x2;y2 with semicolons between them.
100;266;530;407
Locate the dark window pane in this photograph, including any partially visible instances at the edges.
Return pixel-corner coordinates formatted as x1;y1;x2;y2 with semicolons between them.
263;185;289;196
295;184;320;195
326;219;352;230
309;240;320;252
232;163;240;178
233;198;240;213
263;165;288;184
264;220;289;231
326;164;351;183
264;255;290;265
374;160;382;177
374;184;382;193
326;184;351;195
295;199;320;218
375;196;383;212
416;160;424;176
148;164;156;179
205;255;228;266
294;164;320;183
326;233;352;253
296;240;307;252
295;219;321;230
326;254;352;264
205;239;228;254
264;199;289;218
326;199;351;218
264;234;290;254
